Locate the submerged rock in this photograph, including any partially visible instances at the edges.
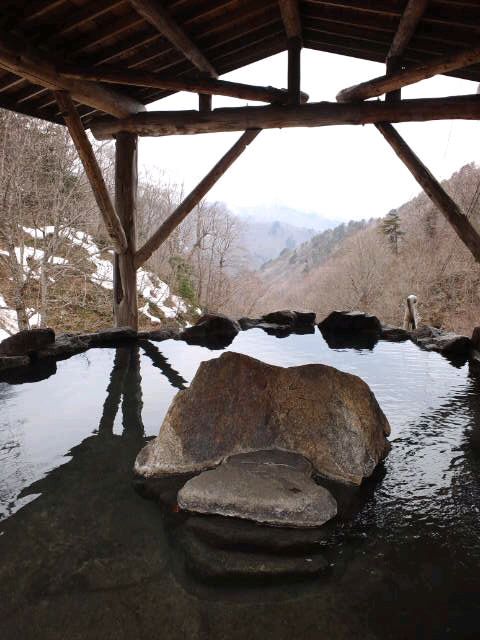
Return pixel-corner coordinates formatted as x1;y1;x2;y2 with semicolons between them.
180;313;240;348
178;450;337;528
185;513;334;552
135;352;391;485
0;328;55;356
179;532;329;581
319;311;382;336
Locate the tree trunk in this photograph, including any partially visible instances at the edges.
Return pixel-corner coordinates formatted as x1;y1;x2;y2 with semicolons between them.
113;132;138;330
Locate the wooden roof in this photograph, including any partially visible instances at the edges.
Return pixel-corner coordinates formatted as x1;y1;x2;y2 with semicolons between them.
0;0;479;126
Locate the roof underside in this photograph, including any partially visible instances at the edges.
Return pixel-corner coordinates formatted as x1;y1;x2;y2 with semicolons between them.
1;0;479;126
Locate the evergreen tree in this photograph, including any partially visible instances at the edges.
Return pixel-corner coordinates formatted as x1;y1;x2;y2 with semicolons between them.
379;210;404;254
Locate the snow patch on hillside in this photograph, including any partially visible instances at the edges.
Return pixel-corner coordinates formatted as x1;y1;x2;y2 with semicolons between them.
0;227;191;335
0;294;18;341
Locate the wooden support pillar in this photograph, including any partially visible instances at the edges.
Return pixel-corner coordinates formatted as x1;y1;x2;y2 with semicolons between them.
376;122;480;262
385;56;402;103
198;93;212;112
114;132;139;329
287;37;301;105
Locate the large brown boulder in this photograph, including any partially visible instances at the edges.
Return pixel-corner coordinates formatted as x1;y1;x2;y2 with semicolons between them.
135;352;391;485
0;328;55;356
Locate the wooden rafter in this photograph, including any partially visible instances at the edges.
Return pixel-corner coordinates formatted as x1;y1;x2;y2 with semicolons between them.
134;129;260;268
0;32;144;119
60;65;309;104
55;91;128;255
337;45;480;103
129;0;217;77
279;0;302;41
91;95;480;139
376;122;480;262
388;0;429;63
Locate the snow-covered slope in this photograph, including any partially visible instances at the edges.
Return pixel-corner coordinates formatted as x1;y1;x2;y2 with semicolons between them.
0;227;193;337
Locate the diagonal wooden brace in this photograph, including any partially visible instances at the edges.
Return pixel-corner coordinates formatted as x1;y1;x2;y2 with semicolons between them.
134;129;260;268
55;91;128;254
376;122;480;262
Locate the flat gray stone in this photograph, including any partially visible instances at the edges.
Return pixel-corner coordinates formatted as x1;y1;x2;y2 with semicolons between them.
225;449;313;475
178;455;337;528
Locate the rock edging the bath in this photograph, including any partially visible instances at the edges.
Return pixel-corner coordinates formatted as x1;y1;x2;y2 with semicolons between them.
178;449;338;528
135;351;391;485
0;327;55;356
239;310;316;336
180;313;240;348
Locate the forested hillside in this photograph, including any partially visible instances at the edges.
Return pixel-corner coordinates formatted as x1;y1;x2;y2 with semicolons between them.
0;110;259;337
1;108;479;338
247;163;480;335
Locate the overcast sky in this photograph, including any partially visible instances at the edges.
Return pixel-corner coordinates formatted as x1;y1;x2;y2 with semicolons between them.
138;49;479;223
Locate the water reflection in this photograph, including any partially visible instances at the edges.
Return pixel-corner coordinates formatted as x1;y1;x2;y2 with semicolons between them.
0;334;479;639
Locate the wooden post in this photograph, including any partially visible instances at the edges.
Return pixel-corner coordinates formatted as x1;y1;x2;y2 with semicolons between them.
385;56;402;103
114;132;139;329
198;93;212;112
288;37;301;105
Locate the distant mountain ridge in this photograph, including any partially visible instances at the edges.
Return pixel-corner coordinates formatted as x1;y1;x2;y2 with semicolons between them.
239;219;317;267
236;204;338;232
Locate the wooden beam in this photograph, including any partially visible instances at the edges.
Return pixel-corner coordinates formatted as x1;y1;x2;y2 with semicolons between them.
376;122;480;262
0;32;144;118
337;45;480;103
129;0;217;77
388;0;429;62
287;37;302;105
114;132;139;329
60;66;308;104
91;94;480;139
279;0;302;41
54;92;128;254
135;129;260;268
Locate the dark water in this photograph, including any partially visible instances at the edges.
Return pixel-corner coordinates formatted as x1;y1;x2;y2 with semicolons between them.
1;329;479;639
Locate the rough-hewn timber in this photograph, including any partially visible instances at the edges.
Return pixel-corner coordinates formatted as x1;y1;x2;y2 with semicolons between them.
129;0;217;77
60;66;307;104
387;0;429;63
0;33;144;118
134;129;260;268
55;91;127;254
279;0;303;41
376;122;480;263
91;95;480;139
338;46;480;103
114;132;139;330
288;38;302;105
